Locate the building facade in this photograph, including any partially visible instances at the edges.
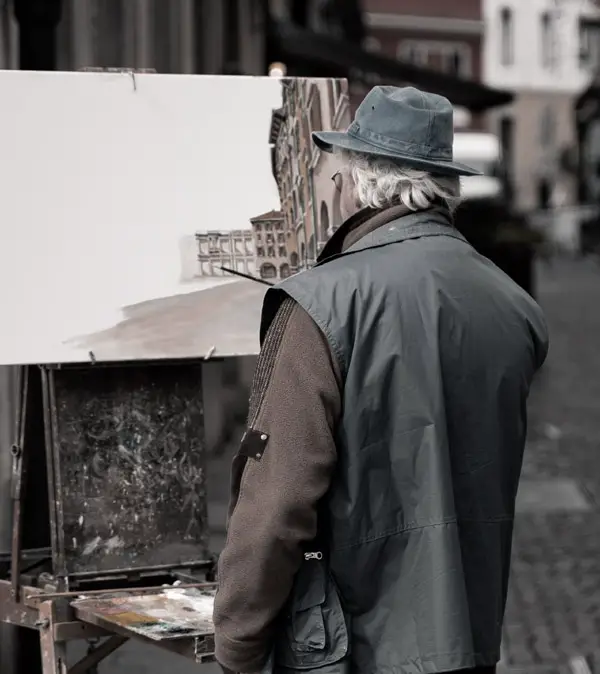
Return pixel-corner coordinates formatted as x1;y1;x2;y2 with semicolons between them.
250;210;291;280
483;0;600;210
358;0;485;124
363;0;483;80
271;77;351;270
0;0;267;75
195;229;256;277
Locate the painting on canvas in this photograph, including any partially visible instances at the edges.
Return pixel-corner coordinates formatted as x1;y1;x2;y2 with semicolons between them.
0;71;351;366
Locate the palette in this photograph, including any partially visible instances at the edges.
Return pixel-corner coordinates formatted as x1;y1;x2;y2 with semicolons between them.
72;586;216;642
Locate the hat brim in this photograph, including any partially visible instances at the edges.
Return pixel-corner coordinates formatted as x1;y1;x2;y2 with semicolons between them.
312;130;482;177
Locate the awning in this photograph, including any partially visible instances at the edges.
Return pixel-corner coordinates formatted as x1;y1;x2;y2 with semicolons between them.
269;21;513;112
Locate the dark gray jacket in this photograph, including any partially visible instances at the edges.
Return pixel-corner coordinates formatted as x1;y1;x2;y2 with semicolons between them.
259;208;548;674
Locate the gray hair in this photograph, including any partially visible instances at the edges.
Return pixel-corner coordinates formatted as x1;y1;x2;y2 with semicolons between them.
338;150;461;212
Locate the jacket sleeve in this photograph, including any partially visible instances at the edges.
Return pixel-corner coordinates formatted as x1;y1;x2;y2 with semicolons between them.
213;296;342;674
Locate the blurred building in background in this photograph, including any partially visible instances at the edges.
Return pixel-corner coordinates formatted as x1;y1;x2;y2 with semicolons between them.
360;0;485;128
575;10;600;224
363;0;482;79
0;1;513;114
483;0;600;212
0;0;266;75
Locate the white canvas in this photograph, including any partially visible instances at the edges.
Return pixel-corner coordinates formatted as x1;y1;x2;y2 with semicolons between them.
0;71;350;365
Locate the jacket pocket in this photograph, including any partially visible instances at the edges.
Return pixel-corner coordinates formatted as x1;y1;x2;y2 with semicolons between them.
274;559;349;670
290;562;326;652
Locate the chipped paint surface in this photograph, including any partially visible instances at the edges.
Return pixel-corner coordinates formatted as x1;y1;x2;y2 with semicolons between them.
50;362;209;577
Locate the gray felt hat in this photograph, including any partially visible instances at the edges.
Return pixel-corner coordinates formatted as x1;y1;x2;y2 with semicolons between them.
312;85;482;177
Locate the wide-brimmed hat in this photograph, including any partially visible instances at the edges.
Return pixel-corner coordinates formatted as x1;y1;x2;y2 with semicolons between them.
312;86;481;177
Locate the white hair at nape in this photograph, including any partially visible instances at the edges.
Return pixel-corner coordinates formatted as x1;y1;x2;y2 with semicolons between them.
338;149;462;213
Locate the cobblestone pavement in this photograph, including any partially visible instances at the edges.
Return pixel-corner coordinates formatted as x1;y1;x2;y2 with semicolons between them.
503;258;600;673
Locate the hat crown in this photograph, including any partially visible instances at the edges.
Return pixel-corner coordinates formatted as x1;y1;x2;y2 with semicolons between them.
349;86;455;162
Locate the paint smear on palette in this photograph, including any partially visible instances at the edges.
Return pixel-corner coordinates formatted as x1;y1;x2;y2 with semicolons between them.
72;588;216;642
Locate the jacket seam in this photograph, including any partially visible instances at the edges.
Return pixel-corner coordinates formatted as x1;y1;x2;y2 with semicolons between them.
220;300;295;556
220;456;251;562
279;288;347;380
303;310;347;380
332;515;513;551
247;297;295;428
346;230;469;256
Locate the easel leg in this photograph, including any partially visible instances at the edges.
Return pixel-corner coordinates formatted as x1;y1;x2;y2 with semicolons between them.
38;601;67;674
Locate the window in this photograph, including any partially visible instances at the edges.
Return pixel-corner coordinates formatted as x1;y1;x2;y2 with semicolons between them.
539;106;556;147
580;20;600;70
580;20;591;68
310;88;323;135
302;115;310;147
328;81;336;121
260;263;277;280
267;246;275;257
500;7;514;66
579;20;591;68
278;232;285;243
364;37;381;53
332;79;340;106
279;246;287;257
397;42;428;66
308;235;316;263
257;246;264;257
397;41;471;77
541;12;556;69
499;115;513;167
442;48;471;78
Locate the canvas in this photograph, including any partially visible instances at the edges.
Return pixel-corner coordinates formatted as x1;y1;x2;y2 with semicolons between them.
0;71;351;366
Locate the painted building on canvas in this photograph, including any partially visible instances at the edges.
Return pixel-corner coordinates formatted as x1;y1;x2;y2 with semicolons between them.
195;229;256;277
270;78;351;270
250;210;292;280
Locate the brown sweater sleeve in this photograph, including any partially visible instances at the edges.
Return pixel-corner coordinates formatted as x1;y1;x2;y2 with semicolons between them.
213;296;342;673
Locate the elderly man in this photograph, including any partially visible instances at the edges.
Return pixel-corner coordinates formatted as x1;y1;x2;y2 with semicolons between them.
213;86;549;674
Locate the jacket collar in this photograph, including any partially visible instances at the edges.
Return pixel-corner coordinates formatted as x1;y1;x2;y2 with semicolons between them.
317;205;409;260
316;205;468;268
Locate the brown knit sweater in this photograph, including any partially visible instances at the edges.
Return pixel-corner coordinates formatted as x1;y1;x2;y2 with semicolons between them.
212;206;496;674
